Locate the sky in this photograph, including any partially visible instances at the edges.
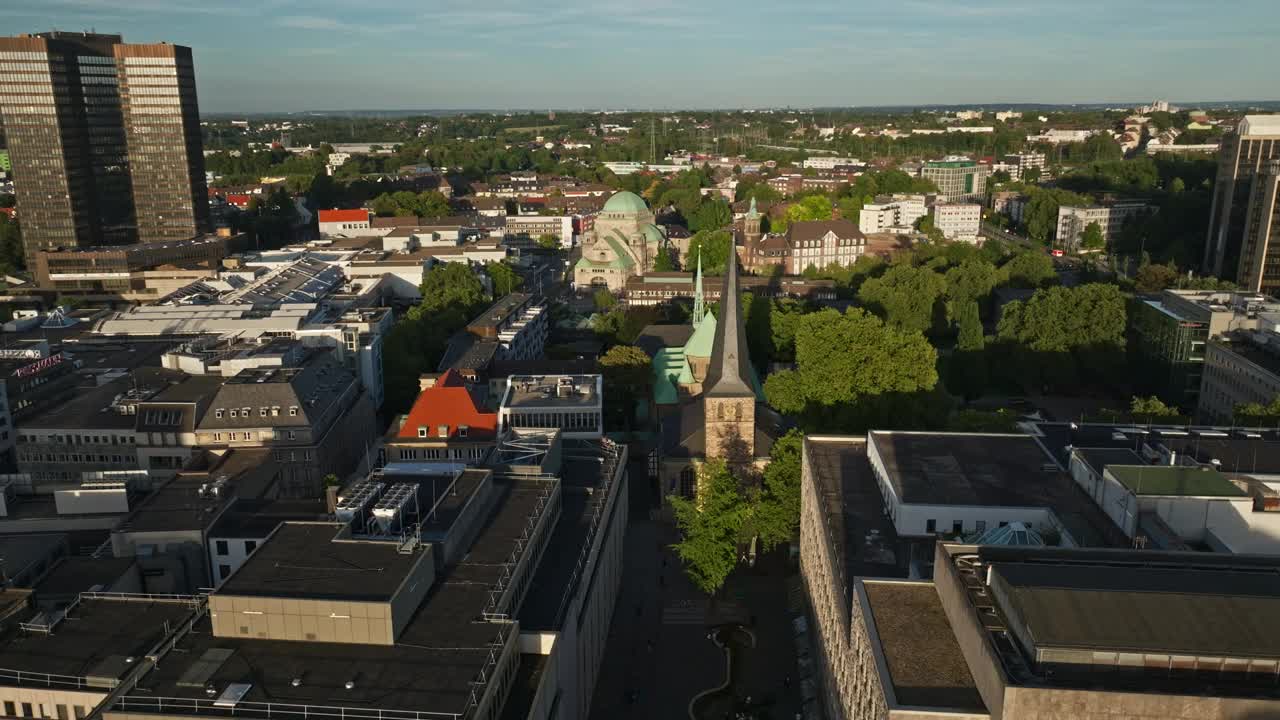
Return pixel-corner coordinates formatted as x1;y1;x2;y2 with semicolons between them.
6;0;1280;113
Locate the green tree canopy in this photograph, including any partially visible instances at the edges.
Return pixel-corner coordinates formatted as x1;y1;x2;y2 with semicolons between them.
420;261;488;314
669;459;749;595
1130;395;1181;420
1000;251;1057;289
684;229;734;274
1235;399;1280;427
689;197;732;233
764;308;939;430
752;429;804;552
599;345;653;431
995;283;1126;389
485;260;524;297
1081;221;1105;250
775;194;832;231
856;263;947;334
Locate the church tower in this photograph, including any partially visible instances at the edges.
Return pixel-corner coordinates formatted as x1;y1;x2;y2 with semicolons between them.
703;236;757;463
744;196;762;243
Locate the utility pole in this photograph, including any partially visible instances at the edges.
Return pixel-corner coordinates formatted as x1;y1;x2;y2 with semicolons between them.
650;115;657;164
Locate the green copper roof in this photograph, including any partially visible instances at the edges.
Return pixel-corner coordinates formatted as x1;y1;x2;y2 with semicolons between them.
603;191;649;214
686;311;717;357
603;233;637;270
642;223;666;246
653;348;688;405
747;196;759;219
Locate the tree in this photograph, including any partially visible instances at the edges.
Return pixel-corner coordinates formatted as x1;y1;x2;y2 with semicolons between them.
1080;221;1105;251
856;263;947;334
949;300;987;399
420;262;487;314
1022;166;1042;183
945;258;998;310
775;194;831;231
599;345;652;431
536;234;560;250
1130;395;1180;420
1000;251;1056;289
995;284;1126;390
669;459;749;595
684;229;734;273
752;429;803;552
915;213;945;243
0;215;23;275
593;288;617;312
764;308;939;431
1135;261;1179;293
1023;187;1090;245
1235;398;1280;427
486;260;524;297
689;197;732;233
653;246;676;272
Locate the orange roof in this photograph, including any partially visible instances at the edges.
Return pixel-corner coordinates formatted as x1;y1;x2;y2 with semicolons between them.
397;369;497;440
319;208;369;223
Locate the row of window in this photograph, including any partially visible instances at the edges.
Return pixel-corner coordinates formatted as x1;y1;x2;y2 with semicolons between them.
396;446;487;460
1;700;87;719
215;405;299;419
214;539;257;556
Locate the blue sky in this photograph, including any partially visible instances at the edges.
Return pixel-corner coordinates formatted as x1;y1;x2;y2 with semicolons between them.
7;0;1280;113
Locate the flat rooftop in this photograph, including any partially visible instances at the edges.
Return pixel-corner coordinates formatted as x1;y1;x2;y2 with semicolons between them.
1036;421;1280;475
994;560;1280;659
214;523;427;601
870;431;1057;506
1074;447;1145;477
502;375;600;409
467;293;534;331
861;581;986;712
805;438;906;609
1106;464;1247;497
0;597;195;683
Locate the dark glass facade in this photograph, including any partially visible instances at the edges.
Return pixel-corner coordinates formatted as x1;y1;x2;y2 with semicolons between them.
0;32;208;272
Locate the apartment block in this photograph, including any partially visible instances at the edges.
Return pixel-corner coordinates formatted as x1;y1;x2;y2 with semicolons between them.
1054;200;1153;250
931;203;981;242
921;160;989;202
1235;159;1280;294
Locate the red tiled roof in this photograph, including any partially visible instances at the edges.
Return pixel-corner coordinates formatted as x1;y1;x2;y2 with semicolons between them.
397;369;497;440
226;194;252;207
319;208;369;223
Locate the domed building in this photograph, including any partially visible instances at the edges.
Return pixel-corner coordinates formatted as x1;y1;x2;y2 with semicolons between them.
574;190;668;291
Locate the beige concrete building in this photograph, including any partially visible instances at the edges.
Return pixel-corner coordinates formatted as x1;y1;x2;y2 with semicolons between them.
1235;159;1280;294
801;432;1280;720
1200;331;1280;424
1205;114;1280;277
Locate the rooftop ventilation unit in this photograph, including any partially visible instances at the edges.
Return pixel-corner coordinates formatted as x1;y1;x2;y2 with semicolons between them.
371;482;418;535
336;480;385;527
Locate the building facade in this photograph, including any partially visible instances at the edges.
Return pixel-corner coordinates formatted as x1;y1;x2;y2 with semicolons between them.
1235;159;1280;294
1055;201;1154;250
1204;115;1280;278
921;160;990;202
932;203;981;242
572;191;667;291
786;220;866;274
0;32;209;265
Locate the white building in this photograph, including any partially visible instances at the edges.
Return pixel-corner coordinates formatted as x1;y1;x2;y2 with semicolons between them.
1027;129;1096;144
858;194;928;233
865;430;1077;543
318;208;371;237
505;215;575;248
995;111;1022;122
931;203;981;242
802;156;861;170
1055;201;1154;249
497;375;603;440
945;126;994;134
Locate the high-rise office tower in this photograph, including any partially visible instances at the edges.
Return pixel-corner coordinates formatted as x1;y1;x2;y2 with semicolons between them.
115;43;209;243
1235;159;1280;294
1203;115;1280;279
0;31;208;266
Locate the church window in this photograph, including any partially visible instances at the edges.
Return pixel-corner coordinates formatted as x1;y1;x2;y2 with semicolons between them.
679;466;697;499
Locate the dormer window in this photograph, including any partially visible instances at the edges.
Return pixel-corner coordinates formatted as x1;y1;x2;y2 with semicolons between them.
458;425;469;438
229;409;237;418
437;424;449;438
215;409;224;419
289;407;298;416
418;426;428;438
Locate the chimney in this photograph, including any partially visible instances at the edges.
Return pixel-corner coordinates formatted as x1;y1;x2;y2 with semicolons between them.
418;373;439;391
325;485;339;514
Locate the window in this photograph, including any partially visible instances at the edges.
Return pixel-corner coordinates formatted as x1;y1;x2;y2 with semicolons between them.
438;424;449;437
260;408;268;417
73;708;86;720
952;520;964;535
418;426;427;438
287;431;296;440
244;540;257;554
215;540;228;555
22;703;33;718
289;406;298;416
679;466;697;499
241;407;250;417
5;702;15;717
975;520;987;533
229;409;237;418
219;564;232;580
271;406;280;416
925;519;937;533
458;425;469;438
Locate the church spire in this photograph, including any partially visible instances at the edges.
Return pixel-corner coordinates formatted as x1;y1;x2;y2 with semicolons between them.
703;236;754;398
692;249;705;328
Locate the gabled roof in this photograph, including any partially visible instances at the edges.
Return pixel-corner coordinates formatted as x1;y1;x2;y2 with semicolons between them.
398;369;497;440
787;219;864;243
318;209;369;223
685;310;717;358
